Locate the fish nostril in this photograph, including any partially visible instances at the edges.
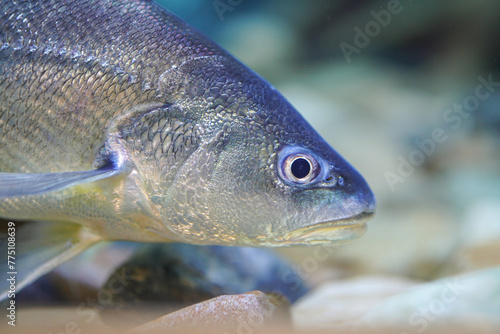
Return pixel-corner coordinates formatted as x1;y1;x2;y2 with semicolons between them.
324;174;344;187
325;175;335;183
337;175;344;186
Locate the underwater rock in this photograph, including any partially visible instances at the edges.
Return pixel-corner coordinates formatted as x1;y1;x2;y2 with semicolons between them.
100;243;307;328
129;291;290;334
292;275;416;329
358;267;500;332
293;268;500;332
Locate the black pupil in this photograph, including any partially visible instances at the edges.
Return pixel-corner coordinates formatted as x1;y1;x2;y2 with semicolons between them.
291;158;311;179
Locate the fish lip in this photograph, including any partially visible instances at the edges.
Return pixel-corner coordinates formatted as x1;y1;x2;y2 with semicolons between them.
318;210;375;227
275;211;375;245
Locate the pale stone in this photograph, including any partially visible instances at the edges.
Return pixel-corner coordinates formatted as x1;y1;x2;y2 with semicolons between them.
358;267;500;332
292;276;416;329
130;291;289;334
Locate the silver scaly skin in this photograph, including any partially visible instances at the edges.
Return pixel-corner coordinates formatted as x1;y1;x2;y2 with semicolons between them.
0;0;375;297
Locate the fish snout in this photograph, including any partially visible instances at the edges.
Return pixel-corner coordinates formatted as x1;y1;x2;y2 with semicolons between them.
356;181;376;215
334;164;376;216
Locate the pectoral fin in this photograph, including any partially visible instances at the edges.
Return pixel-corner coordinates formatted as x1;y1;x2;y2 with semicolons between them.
1;220;100;301
0;167;119;198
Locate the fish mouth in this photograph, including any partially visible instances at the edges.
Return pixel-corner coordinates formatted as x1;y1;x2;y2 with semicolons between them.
275;211;374;246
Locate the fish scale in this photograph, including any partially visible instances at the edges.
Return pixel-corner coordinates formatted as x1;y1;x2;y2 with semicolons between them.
0;0;217;173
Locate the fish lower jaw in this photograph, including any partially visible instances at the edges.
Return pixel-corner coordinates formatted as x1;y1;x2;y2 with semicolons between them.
274;223;367;246
271;211;373;246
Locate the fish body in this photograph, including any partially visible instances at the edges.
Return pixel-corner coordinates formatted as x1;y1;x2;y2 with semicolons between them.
0;0;375;298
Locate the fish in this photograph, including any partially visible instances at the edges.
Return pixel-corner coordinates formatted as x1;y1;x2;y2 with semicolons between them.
0;0;376;299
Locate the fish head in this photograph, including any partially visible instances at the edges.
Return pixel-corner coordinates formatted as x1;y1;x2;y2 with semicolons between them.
147;58;375;246
194;107;375;247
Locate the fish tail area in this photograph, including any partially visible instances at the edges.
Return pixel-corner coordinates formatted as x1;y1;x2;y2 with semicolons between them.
0;221;101;300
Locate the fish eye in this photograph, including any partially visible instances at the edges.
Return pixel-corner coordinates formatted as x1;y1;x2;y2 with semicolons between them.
278;147;326;185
